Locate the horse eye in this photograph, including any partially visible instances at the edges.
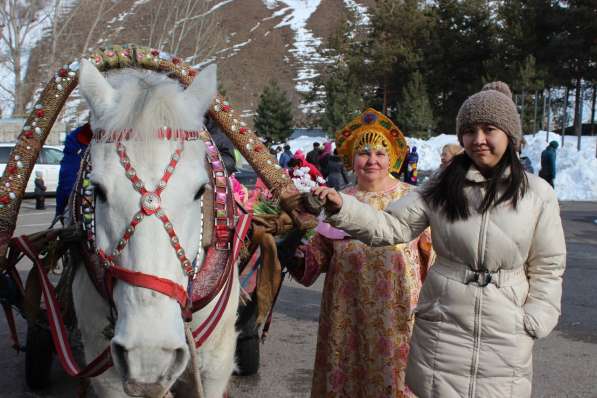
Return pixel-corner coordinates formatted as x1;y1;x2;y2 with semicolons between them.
94;184;107;202
194;185;206;201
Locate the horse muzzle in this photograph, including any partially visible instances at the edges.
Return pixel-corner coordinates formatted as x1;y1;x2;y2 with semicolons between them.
123;380;174;398
112;339;189;397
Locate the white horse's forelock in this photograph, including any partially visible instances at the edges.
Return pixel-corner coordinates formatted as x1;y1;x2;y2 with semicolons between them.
92;69;205;143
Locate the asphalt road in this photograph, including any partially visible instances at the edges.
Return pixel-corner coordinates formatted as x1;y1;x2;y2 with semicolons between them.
0;199;595;398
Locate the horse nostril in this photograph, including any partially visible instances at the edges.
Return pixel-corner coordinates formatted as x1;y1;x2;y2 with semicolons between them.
174;347;187;365
165;347;189;382
111;341;129;378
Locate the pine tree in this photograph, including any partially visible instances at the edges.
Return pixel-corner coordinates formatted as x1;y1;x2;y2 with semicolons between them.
515;55;544;133
365;0;431;115
395;71;436;137
533;0;597;144
254;80;294;142
317;64;364;135
303;8;365;135
423;0;497;132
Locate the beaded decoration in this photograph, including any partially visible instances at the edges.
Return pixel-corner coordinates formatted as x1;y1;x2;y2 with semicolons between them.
77;129;232;279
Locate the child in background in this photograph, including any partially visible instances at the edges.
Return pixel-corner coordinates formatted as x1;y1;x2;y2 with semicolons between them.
34;171;46;210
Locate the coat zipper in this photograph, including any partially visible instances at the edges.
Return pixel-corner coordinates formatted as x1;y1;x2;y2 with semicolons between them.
468;210;490;398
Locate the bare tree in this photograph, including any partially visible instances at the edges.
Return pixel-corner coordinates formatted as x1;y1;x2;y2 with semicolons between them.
80;0;119;54
0;0;50;116
146;0;222;66
44;0;82;74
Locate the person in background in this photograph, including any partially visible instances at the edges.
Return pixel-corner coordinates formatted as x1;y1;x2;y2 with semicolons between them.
306;142;322;171
405;146;419;185
55;123;93;220
287;156;323;182
318;141;333;177
34;171;46;210
281;108;433;397
392;144;410;180
539;140;558;187
520;155;534;174
440;143;463;168
519;137;534;174
314;82;565;398
278;144;293;168
324;148;349;190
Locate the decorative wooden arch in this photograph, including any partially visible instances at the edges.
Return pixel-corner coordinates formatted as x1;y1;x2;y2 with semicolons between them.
0;44;312;259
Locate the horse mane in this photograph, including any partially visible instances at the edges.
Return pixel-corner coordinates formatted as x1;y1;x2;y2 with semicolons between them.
92;69;205;143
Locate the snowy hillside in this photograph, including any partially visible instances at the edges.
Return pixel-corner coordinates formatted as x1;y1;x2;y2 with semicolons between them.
0;0;371;123
287;133;597;201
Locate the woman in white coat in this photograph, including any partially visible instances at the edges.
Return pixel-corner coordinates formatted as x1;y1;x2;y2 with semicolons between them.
312;81;566;398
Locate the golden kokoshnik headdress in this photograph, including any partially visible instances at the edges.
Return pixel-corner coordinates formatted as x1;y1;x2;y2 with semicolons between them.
335;108;408;174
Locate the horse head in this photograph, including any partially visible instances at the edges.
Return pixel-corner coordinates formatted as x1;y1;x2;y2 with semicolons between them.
78;58;217;396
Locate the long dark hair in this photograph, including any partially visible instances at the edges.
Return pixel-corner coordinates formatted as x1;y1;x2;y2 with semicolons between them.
421;141;528;221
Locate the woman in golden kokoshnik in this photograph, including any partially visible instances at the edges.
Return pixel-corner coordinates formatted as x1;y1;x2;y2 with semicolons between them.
280;108;434;397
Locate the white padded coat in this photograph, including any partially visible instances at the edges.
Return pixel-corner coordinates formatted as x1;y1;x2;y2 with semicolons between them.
327;168;566;398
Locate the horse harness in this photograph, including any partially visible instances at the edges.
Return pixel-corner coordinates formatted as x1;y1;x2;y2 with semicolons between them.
11;129;252;378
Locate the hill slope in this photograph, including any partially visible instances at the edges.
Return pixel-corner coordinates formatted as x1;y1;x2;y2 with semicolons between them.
14;0;373;128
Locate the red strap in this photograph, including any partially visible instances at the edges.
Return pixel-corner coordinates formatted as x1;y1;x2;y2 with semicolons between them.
106;265;188;307
194;265;233;347
193;214;252;347
13;236;113;377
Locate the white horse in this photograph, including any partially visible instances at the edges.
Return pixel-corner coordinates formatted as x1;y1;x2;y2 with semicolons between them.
72;59;239;398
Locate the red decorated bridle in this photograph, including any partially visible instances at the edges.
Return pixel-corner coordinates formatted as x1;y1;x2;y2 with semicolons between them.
29;128;253;378
94;140;192;307
76;129;240;310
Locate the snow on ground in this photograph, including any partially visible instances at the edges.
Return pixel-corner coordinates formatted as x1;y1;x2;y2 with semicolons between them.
524;132;597;201
286;132;597;201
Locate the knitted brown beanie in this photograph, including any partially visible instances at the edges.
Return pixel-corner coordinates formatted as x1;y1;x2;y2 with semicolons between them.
456;81;522;148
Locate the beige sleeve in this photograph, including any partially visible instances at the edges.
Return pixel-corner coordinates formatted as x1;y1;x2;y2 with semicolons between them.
326;190;430;247
523;192;566;339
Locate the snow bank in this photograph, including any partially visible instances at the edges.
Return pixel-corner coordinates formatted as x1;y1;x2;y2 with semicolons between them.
524;132;597;201
286;134;330;155
286;132;597;201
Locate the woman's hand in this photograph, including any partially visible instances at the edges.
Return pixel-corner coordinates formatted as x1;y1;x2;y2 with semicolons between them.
311;186;343;214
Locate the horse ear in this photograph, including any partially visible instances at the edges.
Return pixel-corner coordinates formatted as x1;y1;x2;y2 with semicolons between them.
185;63;217;114
78;58;116;112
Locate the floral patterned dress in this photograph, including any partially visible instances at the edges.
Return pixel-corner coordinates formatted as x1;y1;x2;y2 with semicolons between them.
294;182;434;398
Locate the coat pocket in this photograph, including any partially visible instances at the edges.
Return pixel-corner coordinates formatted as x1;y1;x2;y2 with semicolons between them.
495;280;531;336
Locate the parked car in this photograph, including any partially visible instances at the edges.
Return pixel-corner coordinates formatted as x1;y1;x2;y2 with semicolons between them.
0;143;64;195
